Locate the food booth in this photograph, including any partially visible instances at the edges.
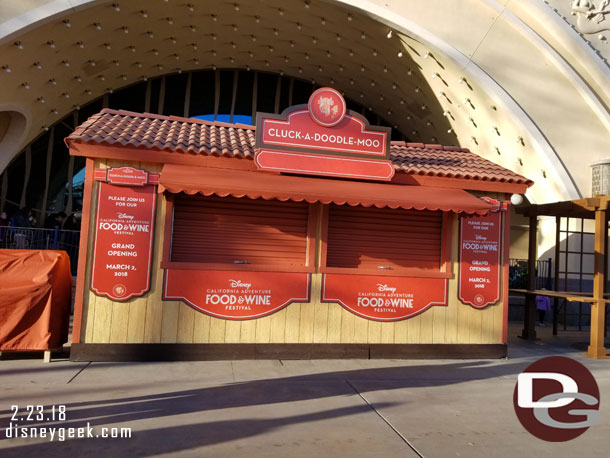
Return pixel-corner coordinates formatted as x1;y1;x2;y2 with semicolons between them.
65;88;532;361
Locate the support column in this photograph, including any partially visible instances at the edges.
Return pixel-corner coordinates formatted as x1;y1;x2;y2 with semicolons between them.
587;203;609;358
229;69;238;124
250;72;258;125
144;79;152;113
183;71;192;118
157;76;166;115
553;216;560;336
20;146;31;209
40;126;55;223
0;170;7;212
214;70;220;121
521;212;537;339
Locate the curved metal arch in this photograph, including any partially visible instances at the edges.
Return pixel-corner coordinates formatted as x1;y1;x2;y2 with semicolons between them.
0;0;595;205
333;0;581;202
0;67;406;218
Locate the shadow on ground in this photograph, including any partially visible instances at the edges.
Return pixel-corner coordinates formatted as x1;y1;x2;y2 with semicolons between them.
0;360;526;456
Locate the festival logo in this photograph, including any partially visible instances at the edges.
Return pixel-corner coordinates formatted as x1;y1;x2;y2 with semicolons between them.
163;270;311;320
322;274;448;321
229;279;252;289
112;284;127;298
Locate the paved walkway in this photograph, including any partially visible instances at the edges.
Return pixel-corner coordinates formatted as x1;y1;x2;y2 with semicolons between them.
0;324;608;457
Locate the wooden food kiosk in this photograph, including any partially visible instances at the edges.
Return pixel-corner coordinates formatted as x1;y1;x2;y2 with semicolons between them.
66;88;532;361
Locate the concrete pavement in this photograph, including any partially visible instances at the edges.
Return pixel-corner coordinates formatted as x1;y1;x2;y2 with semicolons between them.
0;324;608;457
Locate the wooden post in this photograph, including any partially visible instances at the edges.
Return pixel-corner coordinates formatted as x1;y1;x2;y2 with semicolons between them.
603;213;610;339
586;203;609;358
521;212;537;339
553;216;560;336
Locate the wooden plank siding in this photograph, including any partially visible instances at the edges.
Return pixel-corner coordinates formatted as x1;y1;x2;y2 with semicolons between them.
80;161;505;346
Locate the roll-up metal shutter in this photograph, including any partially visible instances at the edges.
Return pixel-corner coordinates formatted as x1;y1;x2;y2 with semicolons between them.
326;204;442;271
171;195;309;267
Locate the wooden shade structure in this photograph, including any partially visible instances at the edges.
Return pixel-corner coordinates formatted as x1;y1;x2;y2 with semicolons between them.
514;196;610;359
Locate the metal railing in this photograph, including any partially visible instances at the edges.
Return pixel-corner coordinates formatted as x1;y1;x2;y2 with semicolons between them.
0;226;80;275
508;257;607;331
509;258;553;290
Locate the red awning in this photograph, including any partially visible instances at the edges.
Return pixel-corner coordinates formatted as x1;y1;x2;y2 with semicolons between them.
158;164;492;214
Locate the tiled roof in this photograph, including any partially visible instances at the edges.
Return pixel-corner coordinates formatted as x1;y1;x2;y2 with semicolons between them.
66;108;532;186
390;142;531;184
67;109;257;159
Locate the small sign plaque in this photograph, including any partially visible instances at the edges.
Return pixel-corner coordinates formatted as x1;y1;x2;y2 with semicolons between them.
106;167;149;186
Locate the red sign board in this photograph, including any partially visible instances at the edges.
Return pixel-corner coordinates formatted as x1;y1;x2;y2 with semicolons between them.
255;87;393;181
95;168;160;185
163;270;311;320
255;149;395;181
90;182;156;301
458;211;502;308
107;167;149;186
258;109;387;156
322;274;448;321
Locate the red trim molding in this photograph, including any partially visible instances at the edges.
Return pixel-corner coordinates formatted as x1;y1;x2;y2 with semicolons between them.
70;143;528;195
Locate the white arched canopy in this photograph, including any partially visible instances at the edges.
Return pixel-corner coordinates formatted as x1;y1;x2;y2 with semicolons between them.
1;0;609;207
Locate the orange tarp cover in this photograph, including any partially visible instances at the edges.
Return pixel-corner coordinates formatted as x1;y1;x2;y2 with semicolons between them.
158;164;492;214
0;250;71;351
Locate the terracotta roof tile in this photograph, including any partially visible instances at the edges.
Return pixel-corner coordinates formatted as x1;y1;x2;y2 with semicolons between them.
66;108;532;186
390;142;532;185
67;109;257;159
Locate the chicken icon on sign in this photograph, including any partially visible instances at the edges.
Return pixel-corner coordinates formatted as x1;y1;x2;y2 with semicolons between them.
113;284;127;298
308;87;347;127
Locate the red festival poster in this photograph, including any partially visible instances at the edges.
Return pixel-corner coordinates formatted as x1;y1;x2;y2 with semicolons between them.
90;182;156;301
163;270;310;320
321;274;448;321
458;211;502;308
